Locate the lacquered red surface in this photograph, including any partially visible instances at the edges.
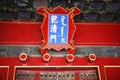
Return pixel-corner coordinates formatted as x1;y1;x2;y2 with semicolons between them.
0;22;120;46
0;21;120;80
105;67;120;80
0;67;8;80
0;57;120;80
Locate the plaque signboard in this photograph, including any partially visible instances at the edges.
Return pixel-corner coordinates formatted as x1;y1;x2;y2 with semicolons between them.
36;6;80;62
48;14;68;44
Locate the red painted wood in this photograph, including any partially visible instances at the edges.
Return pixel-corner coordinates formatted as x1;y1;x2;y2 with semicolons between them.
0;22;42;44
34;72;40;80
99;66;106;80
0;57;120;80
0;57;120;66
74;71;80;80
0;68;8;80
75;23;120;46
0;21;120;80
105;67;120;80
8;66;15;80
0;22;120;46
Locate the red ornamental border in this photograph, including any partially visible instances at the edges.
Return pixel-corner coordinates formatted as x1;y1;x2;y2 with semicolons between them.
36;6;80;51
36;6;80;62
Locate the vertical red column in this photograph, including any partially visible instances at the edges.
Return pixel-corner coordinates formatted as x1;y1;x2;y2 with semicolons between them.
0;67;8;80
75;71;80;80
34;72;40;80
8;66;15;80
99;66;106;80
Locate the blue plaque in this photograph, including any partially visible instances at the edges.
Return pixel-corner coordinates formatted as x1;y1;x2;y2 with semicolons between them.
48;14;68;44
